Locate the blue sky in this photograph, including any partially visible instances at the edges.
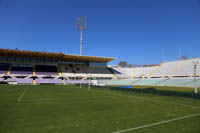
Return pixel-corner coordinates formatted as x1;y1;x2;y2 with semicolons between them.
0;0;200;65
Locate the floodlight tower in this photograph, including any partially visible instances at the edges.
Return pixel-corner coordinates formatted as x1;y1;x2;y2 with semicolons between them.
192;61;198;94
76;16;87;55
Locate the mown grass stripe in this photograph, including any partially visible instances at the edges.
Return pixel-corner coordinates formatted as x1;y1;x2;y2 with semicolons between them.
22;96;113;102
92;88;200;109
112;113;200;133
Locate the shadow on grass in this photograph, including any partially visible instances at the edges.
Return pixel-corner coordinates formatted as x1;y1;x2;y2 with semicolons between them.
94;85;200;99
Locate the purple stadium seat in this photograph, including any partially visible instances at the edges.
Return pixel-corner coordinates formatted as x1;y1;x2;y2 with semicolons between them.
7;78;33;84
65;80;91;84
35;79;63;84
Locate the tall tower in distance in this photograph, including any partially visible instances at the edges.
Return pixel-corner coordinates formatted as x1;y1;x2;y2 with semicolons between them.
76;16;87;56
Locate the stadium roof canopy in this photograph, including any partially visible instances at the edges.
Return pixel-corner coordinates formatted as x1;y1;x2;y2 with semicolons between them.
0;48;116;63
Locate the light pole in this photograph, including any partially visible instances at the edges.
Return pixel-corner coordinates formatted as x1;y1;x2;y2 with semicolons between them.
76;16;87;56
88;73;91;91
192;61;198;94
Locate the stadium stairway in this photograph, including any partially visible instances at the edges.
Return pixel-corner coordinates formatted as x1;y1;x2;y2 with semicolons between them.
57;64;66;85
131;78;141;84
32;65;36;85
62;79;66;85
168;60;185;77
148;64;162;78
7;64;12;75
133;79;164;86
82;65;89;80
153;78;169;85
57;64;62;76
33;79;36;85
181;79;196;86
131;68;135;78
107;68;118;79
33;65;36;76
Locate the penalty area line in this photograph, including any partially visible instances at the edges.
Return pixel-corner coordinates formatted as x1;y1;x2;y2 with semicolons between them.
112;113;200;133
17;87;28;102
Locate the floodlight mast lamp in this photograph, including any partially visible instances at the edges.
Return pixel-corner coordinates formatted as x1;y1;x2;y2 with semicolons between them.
76;16;87;56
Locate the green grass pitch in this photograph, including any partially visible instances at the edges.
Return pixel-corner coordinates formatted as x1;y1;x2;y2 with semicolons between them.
0;85;200;133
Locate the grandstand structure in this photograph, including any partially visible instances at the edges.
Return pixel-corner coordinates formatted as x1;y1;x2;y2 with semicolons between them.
114;58;200;78
106;58;200;88
0;48;200;88
0;48;116;85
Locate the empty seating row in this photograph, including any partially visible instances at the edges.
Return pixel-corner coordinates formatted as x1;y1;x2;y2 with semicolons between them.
87;67;113;78
173;58;200;76
0;64;59;76
65;80;90;84
151;61;180;77
60;64;86;77
113;58;200;78
133;78;167;86
0;63;114;78
2;78;63;84
35;65;58;75
134;66;158;77
0;64;10;74
98;79;138;85
98;78;200;87
11;66;33;75
60;64;114;78
7;78;33;84
35;78;62;84
113;68;134;78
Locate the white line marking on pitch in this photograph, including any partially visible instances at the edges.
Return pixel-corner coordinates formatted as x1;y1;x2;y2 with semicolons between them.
112;113;200;133
17;87;28;102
